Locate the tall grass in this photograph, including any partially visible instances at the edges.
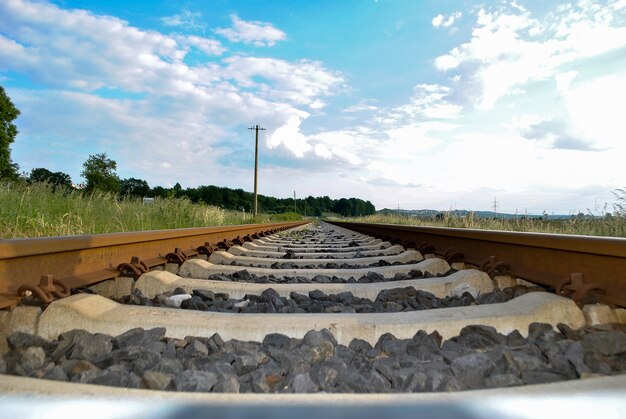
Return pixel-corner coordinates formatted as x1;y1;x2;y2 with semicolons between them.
338;211;626;238
0;182;294;238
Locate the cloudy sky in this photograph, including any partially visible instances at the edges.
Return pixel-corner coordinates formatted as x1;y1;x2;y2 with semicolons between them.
1;0;625;214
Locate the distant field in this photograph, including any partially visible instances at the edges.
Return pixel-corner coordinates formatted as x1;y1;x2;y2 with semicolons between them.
0;182;299;239
338;212;626;238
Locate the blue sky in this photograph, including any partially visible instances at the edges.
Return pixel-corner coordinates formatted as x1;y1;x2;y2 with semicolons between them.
1;0;625;214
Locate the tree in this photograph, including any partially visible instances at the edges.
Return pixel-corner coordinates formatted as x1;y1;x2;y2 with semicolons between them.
0;85;20;180
119;177;150;197
30;167;72;189
81;153;120;193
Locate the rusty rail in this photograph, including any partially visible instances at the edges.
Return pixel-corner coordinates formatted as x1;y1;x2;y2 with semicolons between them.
0;221;308;309
328;221;626;308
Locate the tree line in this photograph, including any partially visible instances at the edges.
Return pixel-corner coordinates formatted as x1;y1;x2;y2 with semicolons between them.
1;86;375;217
23;154;375;217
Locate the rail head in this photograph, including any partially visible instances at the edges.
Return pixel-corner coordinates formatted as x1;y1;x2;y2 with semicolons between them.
0;221;310;309
328;221;626;307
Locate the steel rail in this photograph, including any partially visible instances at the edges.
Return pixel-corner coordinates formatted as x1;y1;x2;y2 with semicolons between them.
0;221;308;309
327;221;626;307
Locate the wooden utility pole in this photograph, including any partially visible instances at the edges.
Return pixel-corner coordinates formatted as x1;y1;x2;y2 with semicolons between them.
248;125;265;217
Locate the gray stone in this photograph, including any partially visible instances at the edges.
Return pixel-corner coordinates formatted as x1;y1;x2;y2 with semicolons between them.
232;270;252;281
42;365;69;382
349;338;372;354
185;339;209;357
366;271;385;282
70;334;113;362
193;289;215;301
302;329;336;362
457;325;506;349
503;351;546;375
142;370;172;390
279;349;312;374
289;292;309;304
309;363;339;391
149;357;183;375
522;370;567;385
476;289;508;304
308;290;327;300
263;333;292;350
260;288;280;302
561;340;589;376
214;374;240;393
541;345;576;378
164;294;192;308
72;369;103;384
451;352;496;388
89;369;142;388
485;373;524;388
20;346;46;371
342;369;391;393
60;359;101;378
7;332;51;351
113;327;166;348
527;323;556;342
174;370;218;392
506;330;527;347
206;333;225;354
233;354;260;375
581;331;626;356
292;372;318;393
242;369;270;393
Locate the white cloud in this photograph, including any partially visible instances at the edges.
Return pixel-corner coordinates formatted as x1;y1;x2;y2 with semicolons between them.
223;56;344;105
161;10;204;30
394;84;462;120
562;73;626;150
182;35;226;55
309;99;326;110
1;0;345;182
432;14;444;27
215;15;286;47
434;1;626;110
432;12;462;28
343;101;379;113
267;113;312;157
555;71;577;94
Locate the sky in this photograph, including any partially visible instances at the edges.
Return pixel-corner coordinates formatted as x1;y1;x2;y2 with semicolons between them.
1;0;625;214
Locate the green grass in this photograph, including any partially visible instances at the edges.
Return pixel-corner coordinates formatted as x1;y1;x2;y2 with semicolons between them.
335;212;626;238
0;182;300;239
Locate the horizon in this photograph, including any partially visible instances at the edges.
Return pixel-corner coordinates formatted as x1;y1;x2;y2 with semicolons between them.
1;0;625;214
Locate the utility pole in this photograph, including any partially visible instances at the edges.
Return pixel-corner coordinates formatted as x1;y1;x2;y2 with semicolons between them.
492;197;499;218
248;124;265;217
294;191;297;213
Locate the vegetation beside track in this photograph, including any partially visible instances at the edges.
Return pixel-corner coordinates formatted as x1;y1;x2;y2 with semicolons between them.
336;195;626;238
0;182;301;238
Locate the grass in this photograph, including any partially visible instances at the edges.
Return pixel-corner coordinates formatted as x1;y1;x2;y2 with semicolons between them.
0;182;300;239
336;211;626;238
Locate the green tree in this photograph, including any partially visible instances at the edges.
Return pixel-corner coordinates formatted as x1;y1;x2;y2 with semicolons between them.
119;177;150;197
81;153;120;193
30;167;72;189
0;85;20;180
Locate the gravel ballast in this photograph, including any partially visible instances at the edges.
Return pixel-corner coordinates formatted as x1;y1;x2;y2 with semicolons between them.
2;323;625;393
117;285;545;314
204;268;454;284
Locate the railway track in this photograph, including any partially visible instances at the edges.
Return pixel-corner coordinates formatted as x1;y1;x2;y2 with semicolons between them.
1;220;625;414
